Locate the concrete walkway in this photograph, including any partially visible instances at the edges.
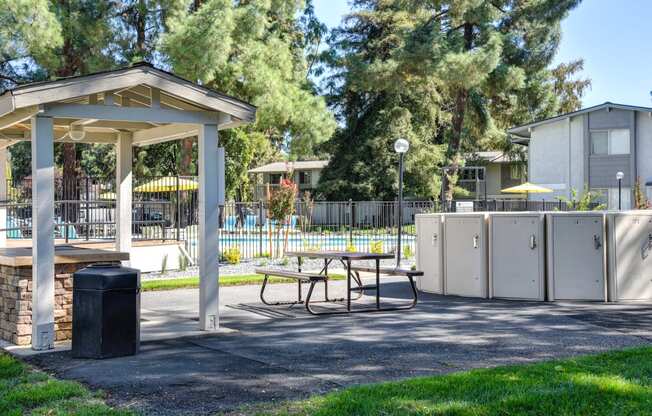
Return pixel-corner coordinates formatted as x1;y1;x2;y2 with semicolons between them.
26;277;652;415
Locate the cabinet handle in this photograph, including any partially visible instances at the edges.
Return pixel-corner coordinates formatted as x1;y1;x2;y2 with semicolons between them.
432;233;438;246
529;234;537;250
593;235;602;250
473;234;479;249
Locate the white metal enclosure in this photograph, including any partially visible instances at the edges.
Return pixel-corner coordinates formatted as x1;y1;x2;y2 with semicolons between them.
415;214;444;294
488;213;545;301
443;213;488;298
546;212;607;301
606;211;652;301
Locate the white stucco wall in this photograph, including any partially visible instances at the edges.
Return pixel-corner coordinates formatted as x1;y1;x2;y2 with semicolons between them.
636;111;652;188
569;116;584;193
486;164;501;197
529;119;571;200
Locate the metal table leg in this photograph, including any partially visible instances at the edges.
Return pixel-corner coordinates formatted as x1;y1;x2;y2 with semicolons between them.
346;258;351;311
375;258;380;309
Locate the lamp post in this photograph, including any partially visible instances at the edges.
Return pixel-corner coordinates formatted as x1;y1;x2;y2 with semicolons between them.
394;138;409;267
616;171;624;210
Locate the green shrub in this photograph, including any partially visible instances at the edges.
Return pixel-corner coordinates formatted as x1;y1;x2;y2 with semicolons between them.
280;256;290;266
559;186;607;211
403;245;414;259
222;247;241;264
346;243;356;252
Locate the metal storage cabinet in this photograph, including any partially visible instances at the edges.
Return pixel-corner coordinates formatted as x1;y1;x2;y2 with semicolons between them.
443;213;488;298
606;211;652;302
546;212;606;301
415;213;444;294
488;213;545;301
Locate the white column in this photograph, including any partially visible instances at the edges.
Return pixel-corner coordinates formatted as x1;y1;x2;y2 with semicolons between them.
0;148;8;246
31;115;55;350
198;123;220;330
115;132;132;263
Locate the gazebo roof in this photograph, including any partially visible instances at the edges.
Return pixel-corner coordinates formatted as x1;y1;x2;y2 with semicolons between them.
0;63;256;147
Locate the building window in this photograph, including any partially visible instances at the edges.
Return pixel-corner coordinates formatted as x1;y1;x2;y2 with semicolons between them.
298;171;311;185
269;173;282;184
459;167;484;181
591;129;630;155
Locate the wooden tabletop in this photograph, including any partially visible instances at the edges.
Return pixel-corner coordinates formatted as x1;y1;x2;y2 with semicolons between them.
285;250;394;260
0;245;129;267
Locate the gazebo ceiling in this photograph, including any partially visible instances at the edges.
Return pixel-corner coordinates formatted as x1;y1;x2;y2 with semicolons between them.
0;63;256;147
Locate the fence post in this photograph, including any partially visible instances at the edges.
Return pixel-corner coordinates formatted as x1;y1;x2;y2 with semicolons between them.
258;200;264;257
176;175;181;241
85;177;90;241
348;199;353;245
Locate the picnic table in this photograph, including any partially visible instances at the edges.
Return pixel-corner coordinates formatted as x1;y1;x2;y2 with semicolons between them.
256;250;420;315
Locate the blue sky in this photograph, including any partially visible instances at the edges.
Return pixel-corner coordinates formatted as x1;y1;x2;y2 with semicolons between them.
313;0;652;108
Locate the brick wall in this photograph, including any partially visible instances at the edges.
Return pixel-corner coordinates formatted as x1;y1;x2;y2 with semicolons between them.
0;262;93;346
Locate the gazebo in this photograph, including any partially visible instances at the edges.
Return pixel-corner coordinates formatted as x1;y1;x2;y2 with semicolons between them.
0;63;256;350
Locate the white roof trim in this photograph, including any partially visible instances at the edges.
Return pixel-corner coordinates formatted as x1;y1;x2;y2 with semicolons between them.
0;64;256;122
508;102;652;140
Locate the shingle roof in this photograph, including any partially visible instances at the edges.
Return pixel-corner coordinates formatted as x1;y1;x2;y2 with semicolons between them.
248;160;329;174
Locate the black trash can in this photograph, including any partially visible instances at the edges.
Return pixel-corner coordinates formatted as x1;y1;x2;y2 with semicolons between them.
72;263;140;359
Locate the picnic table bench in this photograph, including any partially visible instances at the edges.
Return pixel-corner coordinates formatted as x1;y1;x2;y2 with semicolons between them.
255;267;345;314
255;251;421;315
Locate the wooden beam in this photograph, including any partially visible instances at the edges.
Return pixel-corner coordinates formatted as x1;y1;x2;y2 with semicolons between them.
42;103;222;125
150;87;161;109
132;124;198;146
0;106;40;130
2;130;117;143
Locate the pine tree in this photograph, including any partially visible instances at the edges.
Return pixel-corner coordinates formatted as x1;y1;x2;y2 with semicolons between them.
319;0;584;201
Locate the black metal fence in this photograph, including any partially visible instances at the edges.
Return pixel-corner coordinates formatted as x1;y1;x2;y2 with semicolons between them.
1;175;583;263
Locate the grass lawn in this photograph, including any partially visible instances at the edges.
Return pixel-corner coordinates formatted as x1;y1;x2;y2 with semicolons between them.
248;346;652;416
142;273;346;291
0;353;129;416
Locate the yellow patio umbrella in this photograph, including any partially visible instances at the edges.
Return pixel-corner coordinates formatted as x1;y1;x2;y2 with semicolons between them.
134;177;198;192
501;182;553;200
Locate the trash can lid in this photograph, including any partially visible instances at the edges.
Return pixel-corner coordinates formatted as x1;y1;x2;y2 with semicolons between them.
73;263;140;290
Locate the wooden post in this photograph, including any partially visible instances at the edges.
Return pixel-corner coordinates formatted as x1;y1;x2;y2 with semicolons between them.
116;132;133;264
31;115;55;350
198;123;220;331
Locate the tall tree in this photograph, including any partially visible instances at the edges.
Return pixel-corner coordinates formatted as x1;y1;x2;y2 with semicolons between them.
319;0;583;201
160;0;336;199
48;0;115;223
0;0;62;88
